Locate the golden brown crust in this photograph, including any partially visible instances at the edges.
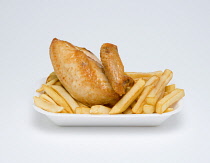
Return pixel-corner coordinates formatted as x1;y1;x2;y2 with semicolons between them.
75;46;102;66
50;38;120;106
100;43;134;96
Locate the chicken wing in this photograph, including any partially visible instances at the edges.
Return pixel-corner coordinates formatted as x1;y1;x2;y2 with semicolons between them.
100;43;134;96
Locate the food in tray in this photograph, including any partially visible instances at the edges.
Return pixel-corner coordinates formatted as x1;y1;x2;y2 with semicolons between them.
34;38;185;114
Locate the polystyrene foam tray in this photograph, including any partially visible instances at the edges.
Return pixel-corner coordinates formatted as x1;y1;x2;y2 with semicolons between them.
33;78;183;126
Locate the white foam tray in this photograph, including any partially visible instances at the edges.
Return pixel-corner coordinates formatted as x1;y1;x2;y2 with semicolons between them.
33;78;183;126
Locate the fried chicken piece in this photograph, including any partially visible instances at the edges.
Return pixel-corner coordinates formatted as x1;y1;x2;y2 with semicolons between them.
100;43;134;96
50;38;120;106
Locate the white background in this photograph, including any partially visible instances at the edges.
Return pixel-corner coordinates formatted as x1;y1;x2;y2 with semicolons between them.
0;0;210;162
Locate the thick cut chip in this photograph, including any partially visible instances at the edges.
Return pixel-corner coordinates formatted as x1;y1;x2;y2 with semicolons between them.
61;109;68;113
46;78;58;85
43;85;73;113
143;105;155;114
125;71;163;79
46;72;57;83
109;79;145;114
34;96;64;113
54;81;62;86
165;84;176;93
132;76;158;113
123;107;133;114
156;89;185;114
146;69;173;105
36;77;58;92
75;107;91;114
130;100;137;108
77;101;89;108
145;76;159;86
39;94;56;104
90;105;111;114
51;85;79;113
132;85;154;113
164;108;174;113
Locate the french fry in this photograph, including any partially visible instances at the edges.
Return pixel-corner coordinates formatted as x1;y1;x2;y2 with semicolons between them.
150;87;166;108
49;72;56;75
43;85;73;113
130;100;136;108
142;77;151;81
35;69;184;115
159;88;166;99
123;107;133;114
132;85;154;113
109;79;145;114
36;78;59;92
39;94;68;113
54;81;62;86
125;71;163;79
36;85;44;92
39;94;56;104
143;105;155;114
145;76;159;86
146;69;173;105
90;105;111;114
132;76;158;113
134;77;150;82
46;77;59;85
164;108;174;113
50;85;79;113
77;101;89;108
156;89;185;114
164;92;168;97
165;84;175;93
61;109;68;113
46;72;57;83
75;107;91;114
33;96;64;113
134;76;159;84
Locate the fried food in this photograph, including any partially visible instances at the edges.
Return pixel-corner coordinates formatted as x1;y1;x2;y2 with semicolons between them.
34;96;64;113
132;76;158;113
34;39;185;116
54;81;62;86
100;43;134;96
90;105;111;114
156;89;185;114
51;85;79;113
164;108;174;113
145;76;159;86
143;105;155;114
125;71;163;79
75;107;91;114
165;84;175;93
46;72;57;83
36;77;58;92
132;85;154;114
43;85;73;113
146;69;173;105
39;94;56;104
50;38;120;106
75;46;102;65
77;101;89;108
123;107;133;114
109;79;145;114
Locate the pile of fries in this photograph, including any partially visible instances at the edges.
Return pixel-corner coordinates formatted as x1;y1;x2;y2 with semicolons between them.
34;69;185;114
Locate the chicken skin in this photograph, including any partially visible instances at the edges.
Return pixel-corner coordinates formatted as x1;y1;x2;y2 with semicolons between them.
100;43;134;96
50;38;120;106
